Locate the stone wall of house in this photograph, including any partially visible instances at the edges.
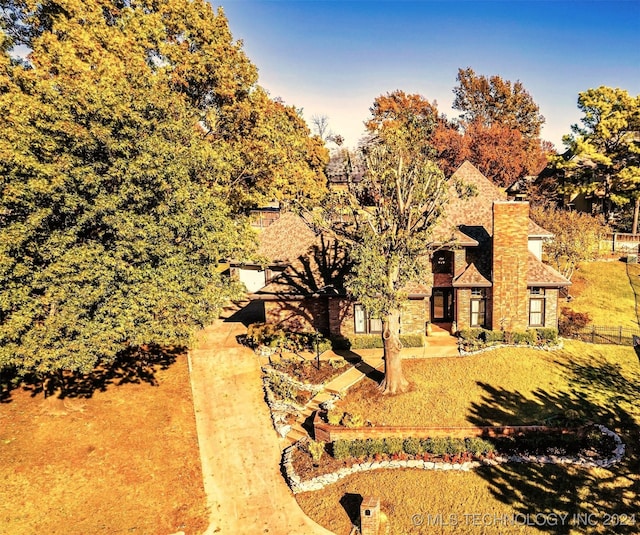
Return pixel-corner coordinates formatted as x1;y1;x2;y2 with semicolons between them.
264;298;329;334
453;249;466;277
328;297;354;338
401;299;427;336
456;288;471;330
327;297;427;338
526;288;559;329
455;288;493;331
492;202;529;331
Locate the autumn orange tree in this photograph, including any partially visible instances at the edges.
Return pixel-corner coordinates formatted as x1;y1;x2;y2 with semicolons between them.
451;68;552;187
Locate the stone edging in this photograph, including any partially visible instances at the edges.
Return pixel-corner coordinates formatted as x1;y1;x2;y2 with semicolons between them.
282;424;625;494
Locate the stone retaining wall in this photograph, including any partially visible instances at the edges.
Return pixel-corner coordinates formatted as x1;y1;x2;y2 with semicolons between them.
283;424;625;494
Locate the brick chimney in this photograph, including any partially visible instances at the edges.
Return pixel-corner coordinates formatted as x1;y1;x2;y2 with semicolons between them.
492;201;529;331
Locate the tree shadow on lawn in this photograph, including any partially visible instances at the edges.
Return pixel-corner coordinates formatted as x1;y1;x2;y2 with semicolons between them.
468;357;640;534
0;344;182;403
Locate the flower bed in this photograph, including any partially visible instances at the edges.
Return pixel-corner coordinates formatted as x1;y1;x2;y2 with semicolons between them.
283;424;625;494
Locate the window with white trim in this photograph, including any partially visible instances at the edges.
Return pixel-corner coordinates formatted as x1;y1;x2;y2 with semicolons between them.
529;288;545;327
354;304;382;334
470;288;486;327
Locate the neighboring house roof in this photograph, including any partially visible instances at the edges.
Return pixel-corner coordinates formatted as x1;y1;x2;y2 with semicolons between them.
527;253;571;287
453;262;492;287
528;219;553;238
256;211;318;264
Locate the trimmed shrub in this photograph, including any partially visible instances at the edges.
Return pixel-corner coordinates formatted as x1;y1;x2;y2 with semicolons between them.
342;412;364;428
534;328;558;344
350;439;368;459
326;409;343;426
512;330;537;345
403;437;422;456
428;437;450;456
399;334;426;348
383;437;404;455
485;330;505;343
349;335;383;349
308;440;325;462
364;438;385;457
332;440;351;460
459;328;485;341
448;438;467;455
465;437;495;456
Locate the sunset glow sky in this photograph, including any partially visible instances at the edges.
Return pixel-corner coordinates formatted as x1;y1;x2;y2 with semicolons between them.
214;0;640;150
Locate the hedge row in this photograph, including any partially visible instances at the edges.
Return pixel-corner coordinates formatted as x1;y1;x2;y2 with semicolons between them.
332;436;496;460
458;328;558;348
332;333;425;350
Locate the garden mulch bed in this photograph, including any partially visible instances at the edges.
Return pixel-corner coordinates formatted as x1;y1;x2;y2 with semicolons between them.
268;357;349;385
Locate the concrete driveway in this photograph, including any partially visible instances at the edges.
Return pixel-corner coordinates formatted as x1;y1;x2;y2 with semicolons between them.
188;319;334;535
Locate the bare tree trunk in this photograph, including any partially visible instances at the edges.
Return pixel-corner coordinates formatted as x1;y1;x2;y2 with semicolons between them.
632;197;639;235
379;309;409;395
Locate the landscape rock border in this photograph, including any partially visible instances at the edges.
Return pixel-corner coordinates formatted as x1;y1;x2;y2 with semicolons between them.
283;424;625;494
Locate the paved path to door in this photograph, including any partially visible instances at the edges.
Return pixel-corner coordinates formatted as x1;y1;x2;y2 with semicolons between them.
188;319;335;535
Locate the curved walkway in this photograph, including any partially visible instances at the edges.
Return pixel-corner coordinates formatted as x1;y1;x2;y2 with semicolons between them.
188;319;334;535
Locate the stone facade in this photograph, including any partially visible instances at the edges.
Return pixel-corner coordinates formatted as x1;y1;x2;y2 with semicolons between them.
492;202;530;331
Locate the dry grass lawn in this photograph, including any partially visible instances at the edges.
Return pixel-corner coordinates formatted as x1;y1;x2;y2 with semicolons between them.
570;261;640;328
0;355;208;535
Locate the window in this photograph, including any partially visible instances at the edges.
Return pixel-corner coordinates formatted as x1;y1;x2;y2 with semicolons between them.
470;288;486;327
432;251;453;274
354;304;382;334
529;292;545;327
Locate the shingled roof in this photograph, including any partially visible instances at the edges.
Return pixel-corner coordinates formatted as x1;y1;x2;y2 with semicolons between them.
453;262;492;287
433;161;553;241
527;253;571;287
256;212;318;264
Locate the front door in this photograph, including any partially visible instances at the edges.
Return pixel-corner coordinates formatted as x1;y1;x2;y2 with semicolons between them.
431;288;454;322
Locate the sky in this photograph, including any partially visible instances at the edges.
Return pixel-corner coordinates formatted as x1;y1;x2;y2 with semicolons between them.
211;0;640;151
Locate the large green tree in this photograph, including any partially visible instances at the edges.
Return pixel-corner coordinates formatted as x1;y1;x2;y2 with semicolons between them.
0;0;324;390
317;126;450;394
554;86;640;230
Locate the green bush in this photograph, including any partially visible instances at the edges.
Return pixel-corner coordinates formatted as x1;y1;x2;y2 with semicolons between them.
465;437;495;456
512;330;537;345
328;357;348;369
265;372;297;402
365;438;385;457
485;330;505;343
342;412;364;428
534;328;558;344
349;335;384;349
400;334;426;348
308;440;325;462
326;409;343;426
350;439;368;459
428;437;450;456
403;437;422;455
458;328;485;341
332;440;351;460
383;437;404;455
448;438;467;454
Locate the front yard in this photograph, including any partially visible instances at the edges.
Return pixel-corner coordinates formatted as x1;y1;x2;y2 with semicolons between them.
296;341;640;534
294;260;640;534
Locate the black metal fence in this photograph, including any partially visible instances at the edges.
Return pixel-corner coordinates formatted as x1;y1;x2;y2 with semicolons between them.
572;325;640;346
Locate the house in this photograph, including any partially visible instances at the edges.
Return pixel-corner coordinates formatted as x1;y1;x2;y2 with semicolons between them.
247;161;570;343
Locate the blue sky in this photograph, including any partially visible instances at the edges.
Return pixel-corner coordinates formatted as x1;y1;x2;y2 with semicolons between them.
212;1;640;150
